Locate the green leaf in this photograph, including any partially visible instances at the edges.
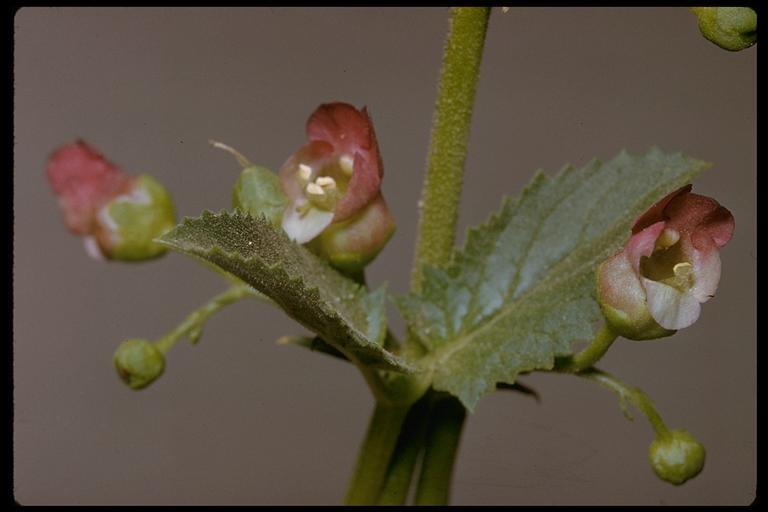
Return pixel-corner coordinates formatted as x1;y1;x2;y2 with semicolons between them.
159;210;416;374
398;148;709;410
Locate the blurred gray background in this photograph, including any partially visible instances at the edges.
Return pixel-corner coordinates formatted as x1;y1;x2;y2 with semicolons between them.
14;7;755;505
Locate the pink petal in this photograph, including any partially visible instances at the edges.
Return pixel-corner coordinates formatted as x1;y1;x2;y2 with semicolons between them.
334;150;382;222
304;103;383;223
642;278;702;330
632;185;691;234
698;203;735;248
597;250;648;316
625;221;667;272
307;102;374;157
664;192;734;243
46;140;133;234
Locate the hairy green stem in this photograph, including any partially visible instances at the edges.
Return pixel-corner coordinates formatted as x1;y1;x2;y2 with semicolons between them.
345;403;410;505
347;7;491;506
153;284;253;354
410;6;491;293
377;394;434;504
576;368;671;437
553;325;618;373
413;394;467;505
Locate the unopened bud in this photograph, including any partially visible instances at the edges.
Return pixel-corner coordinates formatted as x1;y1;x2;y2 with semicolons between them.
97;175;176;261
649;430;706;485
113;338;165;390
692;7;757;51
232;166;287;228
306;194;395;272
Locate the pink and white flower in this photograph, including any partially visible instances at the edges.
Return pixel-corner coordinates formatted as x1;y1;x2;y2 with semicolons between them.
46;140;133;237
279;103;395;271
597;185;734;339
46;140;176;261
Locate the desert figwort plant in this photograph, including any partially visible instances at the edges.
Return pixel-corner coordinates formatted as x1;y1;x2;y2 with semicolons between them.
45;7;752;505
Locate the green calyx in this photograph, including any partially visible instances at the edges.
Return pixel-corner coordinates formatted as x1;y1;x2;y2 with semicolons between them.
649;429;706;485
692;7;757;51
306;197;396;273
598;301;676;341
232;165;287;227
596;259;676;341
113;338;166;390
102;174;177;261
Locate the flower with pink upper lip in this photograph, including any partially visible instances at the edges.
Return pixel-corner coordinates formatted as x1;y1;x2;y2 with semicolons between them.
597;185;734;340
46;140;176;261
279;102;395;271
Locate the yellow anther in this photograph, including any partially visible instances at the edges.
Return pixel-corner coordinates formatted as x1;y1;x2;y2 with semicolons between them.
298;164;313;181
673;262;693;278
656;228;680;250
315;176;337;189
306;182;325;196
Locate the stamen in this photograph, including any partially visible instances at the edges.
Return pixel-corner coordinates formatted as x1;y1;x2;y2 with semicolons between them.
673;262;693;278
315;176;337;189
656;228;680;250
339;154;354;176
306;182;325;196
298;164;313;181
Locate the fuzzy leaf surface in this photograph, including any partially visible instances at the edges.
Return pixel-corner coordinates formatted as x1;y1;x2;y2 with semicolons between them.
398;148;709;410
159;210;415;373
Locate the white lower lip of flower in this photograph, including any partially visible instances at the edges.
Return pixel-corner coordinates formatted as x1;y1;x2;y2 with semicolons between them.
282;203;334;244
689;247;722;303
642;278;702;330
83;236;106;261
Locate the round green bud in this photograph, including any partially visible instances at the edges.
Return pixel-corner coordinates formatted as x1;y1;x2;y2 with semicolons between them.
648;429;706;485
232;166;287;228
306;195;395;273
113;338;165;390
98;174;177;261
692;7;757;52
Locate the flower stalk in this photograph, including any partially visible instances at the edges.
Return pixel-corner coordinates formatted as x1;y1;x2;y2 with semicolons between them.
410;6;491;293
554;325;619;373
346;7;491;506
154;284;254;354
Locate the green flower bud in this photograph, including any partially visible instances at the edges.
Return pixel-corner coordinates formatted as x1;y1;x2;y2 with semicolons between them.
232;165;287;228
305;194;395;273
96;174;177;261
692;7;757;51
113;338;165;390
648;430;706;485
